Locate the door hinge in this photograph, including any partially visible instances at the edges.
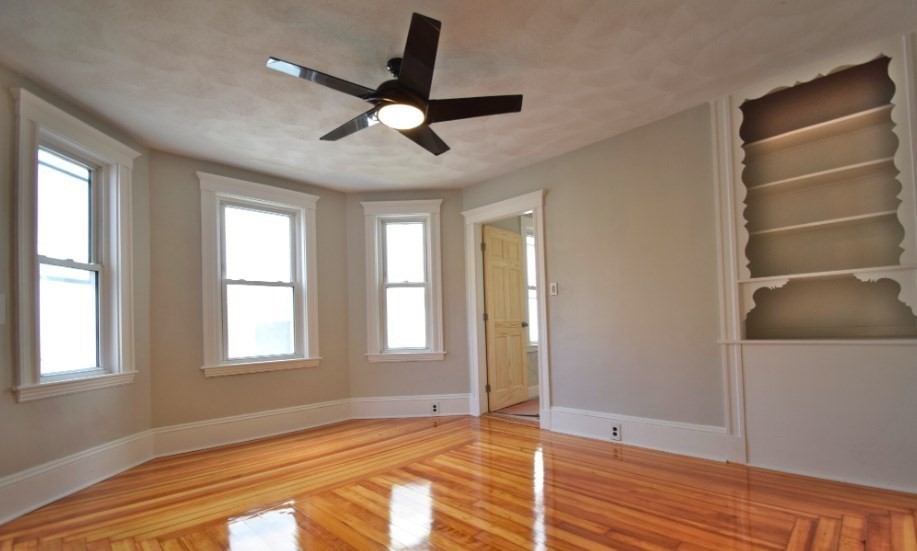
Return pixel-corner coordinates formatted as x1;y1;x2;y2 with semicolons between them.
485;384;491;393
483;312;489;322
481;242;486;252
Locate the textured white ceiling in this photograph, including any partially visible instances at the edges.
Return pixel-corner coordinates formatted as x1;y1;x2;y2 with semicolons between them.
1;0;916;191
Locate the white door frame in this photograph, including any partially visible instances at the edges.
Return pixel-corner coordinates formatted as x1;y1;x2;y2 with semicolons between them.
462;190;551;429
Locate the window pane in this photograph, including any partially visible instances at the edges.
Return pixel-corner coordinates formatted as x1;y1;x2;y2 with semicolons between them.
525;235;537;285
39;264;98;374
226;284;294;359
528;289;539;344
224;205;292;282
385;222;425;283
37;149;91;263
386;287;427;349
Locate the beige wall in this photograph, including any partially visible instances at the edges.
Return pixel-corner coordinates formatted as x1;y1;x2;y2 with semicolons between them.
744;344;917;492
148;152;351;427
346;190;468;398
464;105;725;427
0;65;152;477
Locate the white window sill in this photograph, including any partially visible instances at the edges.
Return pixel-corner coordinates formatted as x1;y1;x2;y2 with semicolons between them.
14;371;137;403
201;357;321;378
366;352;446;363
527;344;538;353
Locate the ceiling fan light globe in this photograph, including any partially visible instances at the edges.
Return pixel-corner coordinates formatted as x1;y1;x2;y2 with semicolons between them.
377;103;425;130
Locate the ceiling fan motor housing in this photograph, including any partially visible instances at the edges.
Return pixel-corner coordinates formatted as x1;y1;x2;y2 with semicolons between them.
386;57;402;78
373;79;426;113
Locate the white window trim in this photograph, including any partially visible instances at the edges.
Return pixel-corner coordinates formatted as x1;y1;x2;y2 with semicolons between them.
199;172;320;377
12;88;140;402
363;200;445;362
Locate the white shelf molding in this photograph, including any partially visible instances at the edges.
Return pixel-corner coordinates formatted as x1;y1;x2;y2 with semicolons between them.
854;267;917;311
739;278;789;319
746;157;896;196
748;210;897;236
740;264;917;284
743;104;893;156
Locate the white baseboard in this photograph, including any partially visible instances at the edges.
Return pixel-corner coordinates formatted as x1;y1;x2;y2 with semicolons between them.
527;385;540;399
351;393;470;419
0;431;154;526
551;406;746;463
153;399;351;457
1;395;752;527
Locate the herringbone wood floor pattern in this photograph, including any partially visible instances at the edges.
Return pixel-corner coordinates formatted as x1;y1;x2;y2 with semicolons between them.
1;417;916;550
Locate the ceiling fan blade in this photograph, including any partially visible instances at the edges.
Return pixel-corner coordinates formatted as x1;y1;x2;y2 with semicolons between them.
398;13;441;99
427;95;523;123
320;109;379;141
398;125;450;156
266;57;374;99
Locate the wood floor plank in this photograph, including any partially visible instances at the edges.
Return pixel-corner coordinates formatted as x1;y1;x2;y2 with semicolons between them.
2;417;916;550
812;517;841;550
785;518;814;550
840;515;868;551
891;512;917;551
867;514;892;551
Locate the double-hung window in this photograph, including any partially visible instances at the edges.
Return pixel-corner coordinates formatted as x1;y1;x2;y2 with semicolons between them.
37;149;100;376
199;172;319;376
363;200;444;362
13;89;140;402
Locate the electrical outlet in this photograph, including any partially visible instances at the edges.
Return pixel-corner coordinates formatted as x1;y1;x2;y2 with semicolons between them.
432;402;441;415
610;423;622;441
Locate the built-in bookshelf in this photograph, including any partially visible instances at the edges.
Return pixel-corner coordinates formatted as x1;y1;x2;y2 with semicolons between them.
735;56;917;339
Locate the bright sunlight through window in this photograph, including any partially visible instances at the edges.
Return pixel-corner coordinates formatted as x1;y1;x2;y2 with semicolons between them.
383;221;428;350
222;205;296;360
37;148;99;375
525;233;539;345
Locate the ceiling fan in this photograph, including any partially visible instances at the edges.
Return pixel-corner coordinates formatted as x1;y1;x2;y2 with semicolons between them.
266;13;523;156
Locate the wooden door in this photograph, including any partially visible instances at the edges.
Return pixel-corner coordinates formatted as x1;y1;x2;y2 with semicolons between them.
483;226;529;411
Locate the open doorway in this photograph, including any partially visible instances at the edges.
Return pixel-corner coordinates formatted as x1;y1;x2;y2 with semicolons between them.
482;214;541;422
463;190;550;428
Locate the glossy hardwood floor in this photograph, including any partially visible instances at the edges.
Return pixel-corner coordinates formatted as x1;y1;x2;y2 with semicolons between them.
1;416;916;550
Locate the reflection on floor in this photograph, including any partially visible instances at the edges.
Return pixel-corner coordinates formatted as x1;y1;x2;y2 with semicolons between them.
2;416;917;549
496;397;540;417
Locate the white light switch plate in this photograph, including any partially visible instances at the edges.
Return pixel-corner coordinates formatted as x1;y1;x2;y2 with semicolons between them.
549;282;558;296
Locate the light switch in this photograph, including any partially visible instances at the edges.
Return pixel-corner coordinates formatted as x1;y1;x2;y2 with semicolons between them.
549;282;558;296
